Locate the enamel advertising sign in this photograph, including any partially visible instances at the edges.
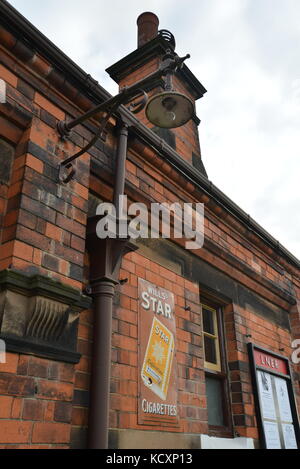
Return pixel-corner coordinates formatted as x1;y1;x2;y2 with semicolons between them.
138;278;178;426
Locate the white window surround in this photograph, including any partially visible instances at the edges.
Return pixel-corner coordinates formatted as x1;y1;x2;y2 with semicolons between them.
201;434;255;450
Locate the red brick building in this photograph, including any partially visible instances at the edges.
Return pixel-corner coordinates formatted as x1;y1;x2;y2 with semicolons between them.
0;2;299;449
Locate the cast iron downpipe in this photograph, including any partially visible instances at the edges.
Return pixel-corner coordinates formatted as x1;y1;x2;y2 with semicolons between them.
87;121;133;449
113;123;129;212
87;279;116;449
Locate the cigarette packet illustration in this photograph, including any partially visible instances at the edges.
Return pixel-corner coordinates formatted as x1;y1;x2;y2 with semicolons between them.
141;317;174;401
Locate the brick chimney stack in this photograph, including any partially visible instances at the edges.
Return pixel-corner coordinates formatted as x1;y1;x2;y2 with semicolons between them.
137;12;159;48
106;12;207;175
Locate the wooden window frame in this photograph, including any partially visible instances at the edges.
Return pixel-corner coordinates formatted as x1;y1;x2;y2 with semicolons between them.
202;298;234;438
203;304;221;372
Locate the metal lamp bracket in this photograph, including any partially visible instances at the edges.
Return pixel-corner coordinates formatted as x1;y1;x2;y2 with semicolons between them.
58;111;112;183
56;49;191;184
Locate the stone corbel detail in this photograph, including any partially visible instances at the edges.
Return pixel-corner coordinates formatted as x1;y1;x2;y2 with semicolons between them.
0;270;91;363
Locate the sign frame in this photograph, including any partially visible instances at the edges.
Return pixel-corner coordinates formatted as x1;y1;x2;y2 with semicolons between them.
248;343;300;449
138;278;179;427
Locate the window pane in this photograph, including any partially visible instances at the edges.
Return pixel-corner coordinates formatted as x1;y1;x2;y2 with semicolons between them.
206;376;225;427
203;307;215;335
204;335;217;364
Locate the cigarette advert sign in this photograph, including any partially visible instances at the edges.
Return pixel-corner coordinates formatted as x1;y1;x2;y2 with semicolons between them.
138;278;178;426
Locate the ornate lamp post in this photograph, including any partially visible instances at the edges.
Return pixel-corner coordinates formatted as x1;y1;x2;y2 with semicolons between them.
56;47;194;449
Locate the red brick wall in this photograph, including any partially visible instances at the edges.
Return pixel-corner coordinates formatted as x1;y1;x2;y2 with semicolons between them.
0;353;74;448
0;56;90;287
0;20;299;450
0;36;93;448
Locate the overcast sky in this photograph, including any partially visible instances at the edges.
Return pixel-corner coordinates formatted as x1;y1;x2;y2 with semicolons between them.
8;0;300;260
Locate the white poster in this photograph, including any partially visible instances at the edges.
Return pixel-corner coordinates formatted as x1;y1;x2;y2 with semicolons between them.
275;377;293;423
257;371;276;420
264;421;281;449
282;424;298;449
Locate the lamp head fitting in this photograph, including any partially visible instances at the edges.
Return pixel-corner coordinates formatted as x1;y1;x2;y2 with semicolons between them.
145;90;194;129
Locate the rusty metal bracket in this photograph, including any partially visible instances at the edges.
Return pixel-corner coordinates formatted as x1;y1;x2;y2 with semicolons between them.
58;110;114;183
127;89;148;114
58;88;150;183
